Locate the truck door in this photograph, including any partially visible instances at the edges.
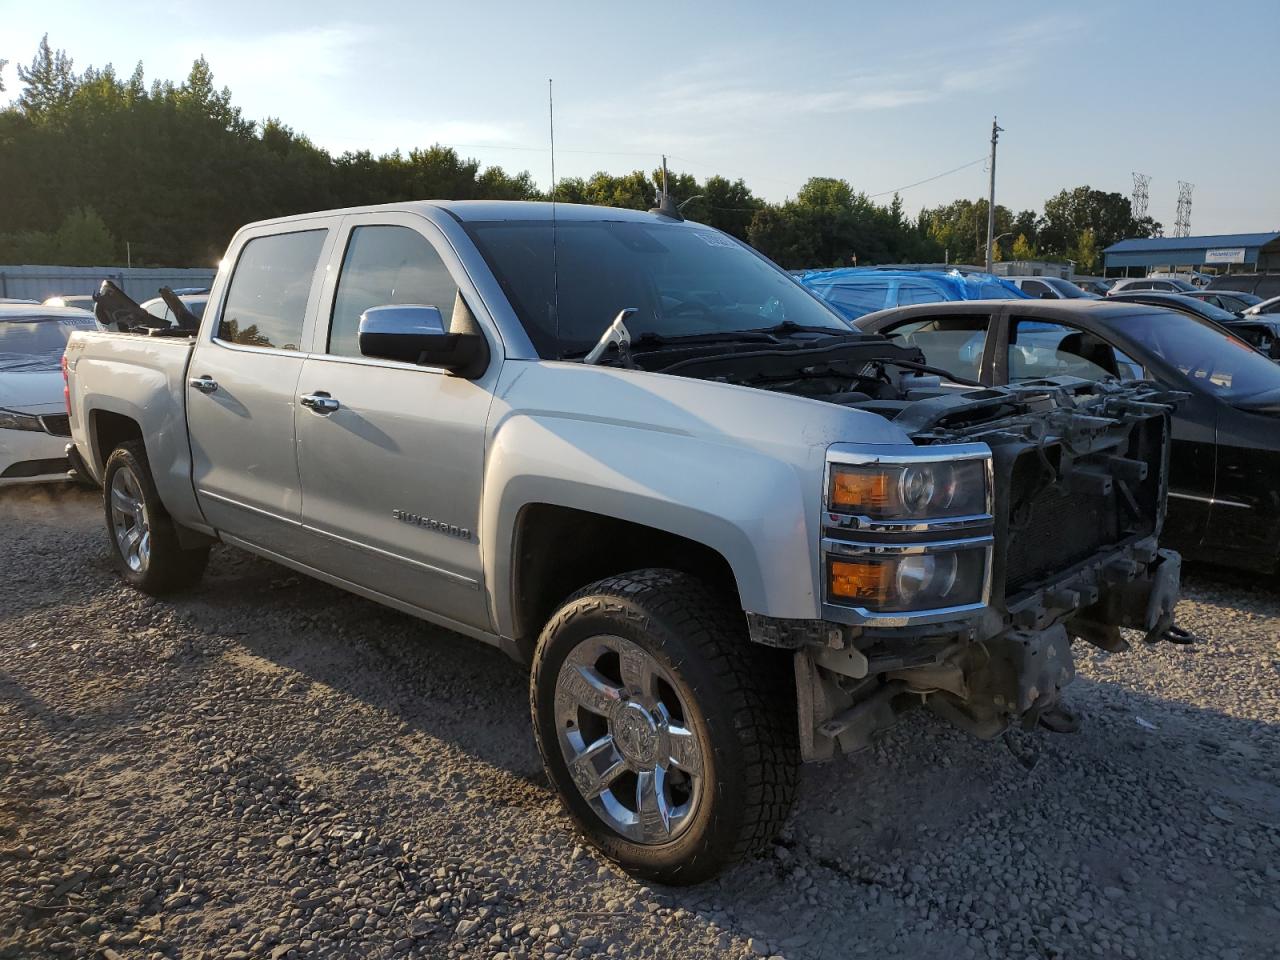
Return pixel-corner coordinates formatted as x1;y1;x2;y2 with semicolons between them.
187;224;335;555
293;214;499;631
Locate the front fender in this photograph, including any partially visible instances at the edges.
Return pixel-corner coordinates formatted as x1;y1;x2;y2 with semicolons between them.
482;414;824;639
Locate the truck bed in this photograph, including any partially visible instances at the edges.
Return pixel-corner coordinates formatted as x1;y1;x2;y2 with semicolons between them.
64;329;201;526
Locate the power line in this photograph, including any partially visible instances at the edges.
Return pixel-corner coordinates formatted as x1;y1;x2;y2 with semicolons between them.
397;140;990;204
867;155;988;199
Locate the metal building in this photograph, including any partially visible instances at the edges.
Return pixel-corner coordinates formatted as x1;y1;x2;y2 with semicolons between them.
0;264;216;303
1102;232;1280;276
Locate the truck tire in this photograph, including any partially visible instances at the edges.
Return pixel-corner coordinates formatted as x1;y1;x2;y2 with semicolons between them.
102;441;209;594
530;569;799;884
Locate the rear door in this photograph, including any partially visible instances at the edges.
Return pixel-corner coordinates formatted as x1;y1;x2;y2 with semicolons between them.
292;212;500;631
187;222;337;554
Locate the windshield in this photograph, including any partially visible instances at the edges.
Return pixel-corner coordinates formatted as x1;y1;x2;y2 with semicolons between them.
1044;278;1091;299
1175;297;1238;323
0;316;93;370
464;220;851;358
1119;311;1280;399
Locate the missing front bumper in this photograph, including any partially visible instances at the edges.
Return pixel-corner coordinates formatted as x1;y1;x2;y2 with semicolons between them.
793;542;1183;761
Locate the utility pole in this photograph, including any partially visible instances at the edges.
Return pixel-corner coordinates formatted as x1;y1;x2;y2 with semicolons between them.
984;117;1003;273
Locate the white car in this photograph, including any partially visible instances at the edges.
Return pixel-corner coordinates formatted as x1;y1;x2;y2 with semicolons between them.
138;293;209;328
1107;277;1198;295
43;294;98;312
0;305;97;485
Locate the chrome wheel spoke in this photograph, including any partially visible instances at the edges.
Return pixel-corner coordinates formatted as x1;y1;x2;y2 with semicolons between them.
557;663;620;718
110;465;150;574
618;646;656;697
636;768;672;840
566;735;626;800
554;634;706;846
667;724;702;776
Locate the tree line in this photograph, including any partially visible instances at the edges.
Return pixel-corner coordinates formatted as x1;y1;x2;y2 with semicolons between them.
0;37;1161;273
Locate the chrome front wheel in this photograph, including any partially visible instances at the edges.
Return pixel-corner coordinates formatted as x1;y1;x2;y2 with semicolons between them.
554;634;708;845
109;464;150;573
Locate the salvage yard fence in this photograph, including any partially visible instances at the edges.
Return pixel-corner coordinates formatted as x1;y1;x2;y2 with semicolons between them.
0;265;217;304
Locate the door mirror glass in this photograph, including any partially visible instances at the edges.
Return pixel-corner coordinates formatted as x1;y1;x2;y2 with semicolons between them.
358;304;487;376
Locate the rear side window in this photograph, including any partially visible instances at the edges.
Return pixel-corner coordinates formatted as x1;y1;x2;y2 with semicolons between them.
218;230;326;349
883;314;991;382
327;225;459;358
1020;280;1050;297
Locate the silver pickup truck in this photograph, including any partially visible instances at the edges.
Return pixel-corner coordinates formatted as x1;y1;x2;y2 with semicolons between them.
66;201;1183;883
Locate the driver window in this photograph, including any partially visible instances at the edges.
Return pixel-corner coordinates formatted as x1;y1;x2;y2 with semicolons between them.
1009;319;1140;382
329;225;459;358
882;314;991;382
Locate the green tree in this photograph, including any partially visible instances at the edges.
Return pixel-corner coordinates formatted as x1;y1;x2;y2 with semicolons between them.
1070;227;1100;273
0;59;8;93
53;207;116;264
1011;233;1038;261
1039;186;1160;258
16;35;77;116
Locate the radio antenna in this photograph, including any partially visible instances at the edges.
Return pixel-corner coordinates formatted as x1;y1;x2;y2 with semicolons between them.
549;78;561;356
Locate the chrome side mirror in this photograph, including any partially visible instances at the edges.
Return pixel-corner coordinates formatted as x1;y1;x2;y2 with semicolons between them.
358;304;488;377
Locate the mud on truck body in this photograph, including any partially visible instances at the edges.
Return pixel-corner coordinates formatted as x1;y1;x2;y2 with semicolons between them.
65;201;1183;883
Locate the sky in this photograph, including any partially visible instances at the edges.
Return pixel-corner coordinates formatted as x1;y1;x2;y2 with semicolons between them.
2;0;1277;235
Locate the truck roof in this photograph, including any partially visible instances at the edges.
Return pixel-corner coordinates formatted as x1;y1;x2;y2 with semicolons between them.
239;200;681;232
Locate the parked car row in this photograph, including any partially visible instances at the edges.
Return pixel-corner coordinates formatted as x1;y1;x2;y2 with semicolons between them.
0;304;97;484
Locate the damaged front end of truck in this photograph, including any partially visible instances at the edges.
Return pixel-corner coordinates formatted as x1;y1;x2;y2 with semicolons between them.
776;377;1182;760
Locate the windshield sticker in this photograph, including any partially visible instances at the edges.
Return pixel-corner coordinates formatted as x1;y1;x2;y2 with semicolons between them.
693;231;735;249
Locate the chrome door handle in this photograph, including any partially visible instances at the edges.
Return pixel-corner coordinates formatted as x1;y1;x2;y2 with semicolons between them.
300;392;340;413
189;376;218;394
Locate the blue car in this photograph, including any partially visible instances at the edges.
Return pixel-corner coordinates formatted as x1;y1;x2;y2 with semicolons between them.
799;268;1028;321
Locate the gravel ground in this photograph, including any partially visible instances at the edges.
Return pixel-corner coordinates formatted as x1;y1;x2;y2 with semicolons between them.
2;483;1278;960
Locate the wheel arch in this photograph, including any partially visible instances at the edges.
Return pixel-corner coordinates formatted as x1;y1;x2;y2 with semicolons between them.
506;503;744;659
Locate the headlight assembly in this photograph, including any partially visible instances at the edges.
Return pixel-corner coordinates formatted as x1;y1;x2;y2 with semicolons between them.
0;408;45;432
828;548;986;613
823;444;994;620
828;459;988;520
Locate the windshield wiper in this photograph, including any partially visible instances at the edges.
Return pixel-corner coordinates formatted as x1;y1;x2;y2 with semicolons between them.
631;321;853;351
631;330;780;349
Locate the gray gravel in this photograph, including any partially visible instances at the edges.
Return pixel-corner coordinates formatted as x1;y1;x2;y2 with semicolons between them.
1;484;1278;960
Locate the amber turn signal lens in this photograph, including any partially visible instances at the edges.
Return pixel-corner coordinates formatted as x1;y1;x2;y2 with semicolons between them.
829;559;892;603
830;470;891;510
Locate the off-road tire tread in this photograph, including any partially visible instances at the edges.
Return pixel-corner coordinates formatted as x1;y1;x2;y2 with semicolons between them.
530;568;799;882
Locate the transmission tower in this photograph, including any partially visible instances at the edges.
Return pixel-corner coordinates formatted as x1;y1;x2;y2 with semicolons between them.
1131;172;1151;219
1174;181;1194;237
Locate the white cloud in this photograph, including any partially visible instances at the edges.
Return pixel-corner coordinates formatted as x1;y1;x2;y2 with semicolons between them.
173;24;372;108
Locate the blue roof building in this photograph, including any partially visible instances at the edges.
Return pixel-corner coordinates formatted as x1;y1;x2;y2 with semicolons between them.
1103;232;1280;273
